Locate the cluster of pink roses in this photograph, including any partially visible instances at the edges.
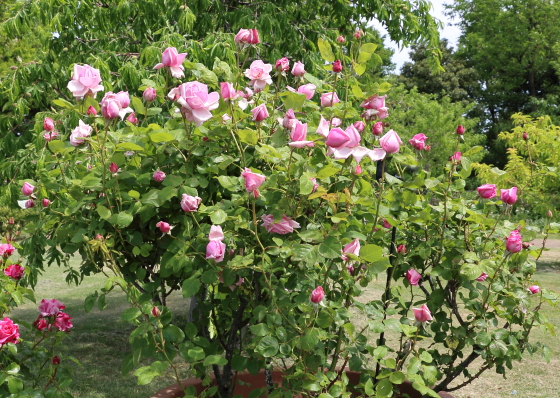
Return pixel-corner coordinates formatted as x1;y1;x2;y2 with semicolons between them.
477;184;518;205
33;299;73;332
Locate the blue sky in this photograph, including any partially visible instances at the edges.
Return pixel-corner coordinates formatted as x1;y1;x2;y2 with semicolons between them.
372;0;462;72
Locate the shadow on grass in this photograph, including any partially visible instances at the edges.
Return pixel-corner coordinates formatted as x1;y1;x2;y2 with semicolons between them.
537;260;560;273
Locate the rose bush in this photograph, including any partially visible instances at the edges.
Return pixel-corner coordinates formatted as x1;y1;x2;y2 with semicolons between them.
16;31;559;398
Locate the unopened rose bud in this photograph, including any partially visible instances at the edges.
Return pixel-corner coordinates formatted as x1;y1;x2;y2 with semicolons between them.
397;244;406;254
354;165;362;175
275;57;290;72
547;210;553;218
354;29;364;40
523;132;528;141
126;112;138;125
42;198;51;208
528;285;540;294
95;234;104;240
43;117;55;132
52;356;60;365
353;120;365;132
25;199;35;209
87;106;97;116
143;87;157;102
333;59;342;73
8;217;14;225
202;137;209;142
456;125;465;135
336;36;345;44
153;170;166;182
109;162;119;174
372;122;383;136
424;145;431;151
152;306;161;317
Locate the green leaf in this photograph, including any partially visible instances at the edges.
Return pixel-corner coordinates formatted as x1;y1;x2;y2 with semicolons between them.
360;244;384;262
424;178;440;188
96;205;111;220
216;176;239;191
203;355;228;366
47;140;67;153
476;331;492;347
250;324;270;337
84;291;98;313
376;379;393;397
232;355;248;371
149;132;174;143
182;278;201;297
281;91;306;111
188;347;206;361
318;38;335;62
7;376;23;393
304;73;323;89
319;236;340;259
121;307;142;321
117;142;145;151
300;328;320;351
131;96;146;115
317;165;340;179
147;107;162;116
256;336;279;357
82;175;101;189
237;129;259;145
489;340;507;357
389;371;405;384
353;62;366;76
210;208;227;224
302;380;321;392
52;98;74;109
116;212;134;227
162;325;185;343
299;176;315;195
351;85;364;98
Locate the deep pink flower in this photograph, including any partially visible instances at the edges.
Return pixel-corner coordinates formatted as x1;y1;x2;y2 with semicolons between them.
251;103;269;122
332;60;342;73
341;239;360;262
43;117;55;132
181;194;202;212
156;221;171;234
528;285;540;294
310;286;325;304
506;230;522;253
413;304;432;323
33;317;48;331
372;122;383;136
289;121;314;148
450;151;461;163
397;244;406;254
206;226;226;263
261;214;300;234
456;125;465;135
244;60;273;91
38;299;65;317
379;130;402;154
500;187;518;205
476;273;488;281
25;199;35;209
354;165;362;175
42;198;51;208
477;184;497;199
126;112;138;125
0;317;20;346
52;356;61;365
353;121;365;133
152;306;161;317
87;106;97;116
523;132;528;141
54;312;73;332
241;168;266;198
406;269;422;286
109;162;119;174
67;64;104;98
153;47;188;78
336;36;345;43
4;264;24;280
409;133;427;151
153;170;166;182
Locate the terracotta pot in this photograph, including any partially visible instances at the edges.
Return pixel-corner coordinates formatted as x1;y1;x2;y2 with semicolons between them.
151;370;454;398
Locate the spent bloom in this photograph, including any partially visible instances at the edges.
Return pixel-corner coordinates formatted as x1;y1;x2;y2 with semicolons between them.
67;64;104;98
406;269;422;286
206;226;226;263
153;47;188;78
181;194;202;212
261;214;300;234
43;131;58;141
500;187;518;205
477;184;497;199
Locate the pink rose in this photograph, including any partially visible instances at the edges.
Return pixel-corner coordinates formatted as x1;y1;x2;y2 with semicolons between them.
153;170;166;182
109;162;119;174
43;117;55;132
244;60;273;91
311;178;319;193
297;84;316;100
382;219;392;229
354;29;364;40
241;168;266;198
341;239;360;262
42;198;51;208
310;286;325;304
282;109;298;130
67;64;104;98
523;132;528;141
456;125;465;135
156;221;171;234
251;103;269;122
69;120;92;146
336;36;345;43
234;29;251;44
450;151;461;163
43;131;58;141
275;57;290;72
332;60;342;73
152;306;161;317
500;187;518;205
153;47;188;78
25;200;35;209
22;182;35;196
406;269;422;286
291;61;305;77
413;304;432;323
331;118;342;128
206;226;226;263
397;244;406;254
528;285;540;294
261;214;300;234
353;121;365;133
316;116;330;138
0;243;15;258
506;230;522;253
38;299;66;317
409;133;427;151
101;92;133;120
354;165;362;175
361;95;386;110
54;312;73;332
169;81;220;126
0;317;20;346
4;264;24;280
476;273;488;281
34;317;48;331
320;92;340;107
325;128;350;149
379;130;402;154
126;112;138;125
87;105;97;116
220;82;238;100
372;122;383;136
477;184;496;199
289;121;314;148
143;87;157;102
181;194;202;212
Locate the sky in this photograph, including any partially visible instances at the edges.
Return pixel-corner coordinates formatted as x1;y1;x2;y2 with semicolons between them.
372;0;462;72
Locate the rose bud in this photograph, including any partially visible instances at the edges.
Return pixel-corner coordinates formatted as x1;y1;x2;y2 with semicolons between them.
310;286;325;304
43;117;55;132
251;104;269;122
22;182;35;196
152;306;161;317
353;120;365;132
506;230;522;253
406;269;421;286
52;356;61;365
456;125;465;135
477;184;496;199
547;210;553;218
372;122;383;136
126;112;138;125
25;200;35;209
143;87;157;102
354;165;362;175
87;106;97;116
523;132;528;141
291;61;305;77
156;221;171;234
153;170;166;182
332;60;342;73
500;187;518;205
275;57;290;72
450;151;461;163
397;244;406;254
181;194;202;212
528;285;540;294
354;29;364;40
8;217;14;225
336;36;345;44
476;273;488;281
379;130;402;154
413;304;432;323
42;198;51;208
109;162;119;174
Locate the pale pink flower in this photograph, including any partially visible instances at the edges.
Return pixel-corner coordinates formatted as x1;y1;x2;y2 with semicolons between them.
69;120;92;146
244;60;273;91
168;82;220;127
413;304;432;323
67;64;104;98
241;168;266;198
261;214;300;234
406;269;422;286
206;226;226;263
153;47;188;78
320;92;340;107
181;194;202;212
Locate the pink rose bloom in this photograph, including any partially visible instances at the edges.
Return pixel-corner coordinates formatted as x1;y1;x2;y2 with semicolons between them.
297;84;316;100
361;95;386;110
54;312;73;332
289;121;314;148
372;122;383;136
100;92;133;120
0;317;20;346
181;194;202;212
69;120;92;146
43;131;58;141
42;198;51;208
126;112;138;124
353;121;365;132
43;117;55;132
275;57;290;72
0;243;15;258
153;170;166;182
153;47;188;78
406;269;422;286
409;133;427;151
22;182;35;196
321;92;340;107
206;226;226;263
476;273;488;281
382;219;392;229
241;168;266;198
282;109;298;130
67;64;104;98
4;264;24;280
450;151;461;163
341;239;360;261
220;82;238;100
251;103;269;122
379;129;402;154
506;230;522;253
244;60;273;91
38;299;66;317
500;187;518;205
325;127;350;149
156;221;171;234
330;118;342;128
291;61;305;77
33;317;48;331
528;285;540;294
477;184;497;199
87;105;97;116
169;82;220;127
261;214;300;234
234;29;251;44
316;116;330;138
310;286;325;304
143;87;157;102
311;178;319;193
413;304;432;323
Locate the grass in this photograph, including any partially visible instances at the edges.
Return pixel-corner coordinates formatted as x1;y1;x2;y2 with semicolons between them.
10;245;560;398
